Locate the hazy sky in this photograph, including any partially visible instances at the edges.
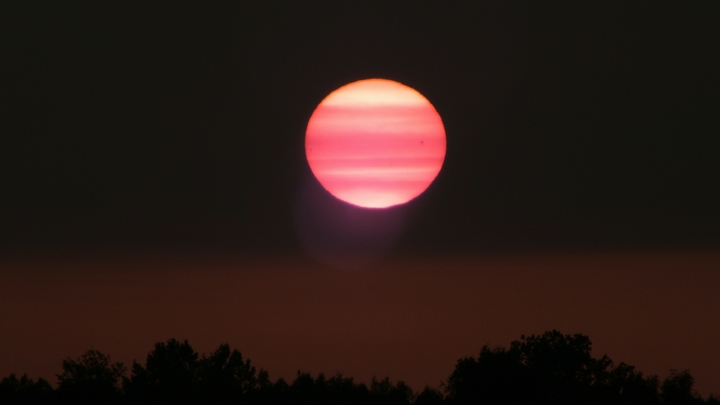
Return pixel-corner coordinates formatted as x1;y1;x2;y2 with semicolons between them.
1;1;719;397
2;251;719;395
2;2;718;255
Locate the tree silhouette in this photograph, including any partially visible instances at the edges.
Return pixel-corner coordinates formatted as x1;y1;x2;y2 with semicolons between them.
0;374;53;405
278;372;413;405
446;345;528;405
56;349;125;405
512;330;614;404
370;376;414;405
414;386;445;405
123;338;201;405
255;376;291;405
324;373;370;405
661;369;703;405
197;343;260;404
1;331;718;404
606;362;659;405
287;371;328;405
123;339;264;405
446;330;667;405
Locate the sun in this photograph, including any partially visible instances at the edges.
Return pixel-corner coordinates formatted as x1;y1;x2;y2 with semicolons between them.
305;79;446;209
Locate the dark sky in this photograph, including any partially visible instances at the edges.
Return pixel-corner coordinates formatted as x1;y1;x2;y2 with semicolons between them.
2;1;718;255
2;252;720;395
1;0;720;397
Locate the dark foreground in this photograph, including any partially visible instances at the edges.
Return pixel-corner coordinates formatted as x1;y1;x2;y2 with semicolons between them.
2;330;717;405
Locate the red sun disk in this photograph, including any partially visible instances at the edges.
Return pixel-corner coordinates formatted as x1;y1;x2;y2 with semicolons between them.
305;79;447;209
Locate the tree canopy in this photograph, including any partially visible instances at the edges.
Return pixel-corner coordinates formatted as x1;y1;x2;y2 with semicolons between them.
1;331;716;405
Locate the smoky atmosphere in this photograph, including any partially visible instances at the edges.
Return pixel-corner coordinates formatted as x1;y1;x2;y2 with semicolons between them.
1;2;719;404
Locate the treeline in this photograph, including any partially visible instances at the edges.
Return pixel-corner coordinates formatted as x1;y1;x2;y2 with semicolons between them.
1;330;718;405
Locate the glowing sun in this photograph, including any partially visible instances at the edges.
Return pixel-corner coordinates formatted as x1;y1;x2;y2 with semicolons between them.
305;79;446;208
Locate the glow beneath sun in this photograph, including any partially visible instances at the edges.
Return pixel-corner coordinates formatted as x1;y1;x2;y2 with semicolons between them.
305;79;446;208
